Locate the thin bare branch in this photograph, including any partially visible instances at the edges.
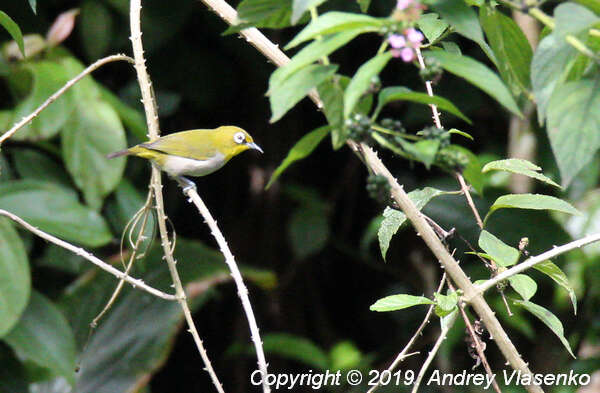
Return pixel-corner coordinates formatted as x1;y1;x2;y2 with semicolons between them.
0;209;175;301
0;54;133;146
456;172;483;229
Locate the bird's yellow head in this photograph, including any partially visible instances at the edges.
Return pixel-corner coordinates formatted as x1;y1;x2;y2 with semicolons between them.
214;126;263;160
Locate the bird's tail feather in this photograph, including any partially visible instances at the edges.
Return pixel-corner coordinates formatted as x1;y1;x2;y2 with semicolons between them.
106;148;131;159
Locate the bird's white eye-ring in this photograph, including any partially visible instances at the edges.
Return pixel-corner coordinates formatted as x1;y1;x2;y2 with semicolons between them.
233;132;245;144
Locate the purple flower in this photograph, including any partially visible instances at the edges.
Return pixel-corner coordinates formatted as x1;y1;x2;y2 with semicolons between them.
399;47;415;62
396;0;413;10
388;34;406;49
406;28;424;45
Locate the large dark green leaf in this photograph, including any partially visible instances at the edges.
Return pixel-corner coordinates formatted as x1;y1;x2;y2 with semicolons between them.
370;294;434;312
12;148;72;188
547;78;600;187
317;78;346;149
533;261;577;314
9;62;74;141
286;12;389;49
480;6;532;95
344;52;392;118
0;180;112;247
508;274;537;301
485;193;581;224
427;0;495;62
266;126;330;189
482;158;560;188
0;218;30;336
0;11;25;56
478;230;519;267
269;64;338;122
4;291;77;385
226;0;293;33
373;86;470;122
425;51;521;117
62;100;127;209
417;13;448;45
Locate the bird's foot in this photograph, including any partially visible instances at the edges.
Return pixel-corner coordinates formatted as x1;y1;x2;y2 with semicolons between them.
176;176;197;194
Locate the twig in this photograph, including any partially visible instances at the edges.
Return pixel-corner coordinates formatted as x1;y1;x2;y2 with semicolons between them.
184;187;270;393
456;172;483;229
367;274;447;393
411;309;458;393
129;2;224;392
0;54;134;146
448;281;502;393
195;1;543;391
0;209;175;300
474;232;600;297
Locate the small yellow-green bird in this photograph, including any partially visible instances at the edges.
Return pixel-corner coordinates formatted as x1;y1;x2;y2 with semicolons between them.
107;126;263;190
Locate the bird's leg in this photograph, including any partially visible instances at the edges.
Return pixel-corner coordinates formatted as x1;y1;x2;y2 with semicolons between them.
175;176;197;193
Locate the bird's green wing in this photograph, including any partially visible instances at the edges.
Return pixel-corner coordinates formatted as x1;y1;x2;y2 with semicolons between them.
140;130;217;160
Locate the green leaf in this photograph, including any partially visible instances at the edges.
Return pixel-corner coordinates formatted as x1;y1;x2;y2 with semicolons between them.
28;0;37;14
417;13;449;44
547;78;600;187
373;86;471;122
447;128;473;140
485;194;581;224
266;126;330;189
428;0;495;62
286;12;389;49
479;6;532;95
370;294;434;312
357;0;371;13
572;0;600;14
329;341;362;370
508;274;537;301
553;3;599;37
482;158;560;188
104;180;155;241
226;0;293;33
12;148;72;187
513;299;575;358
344;52;392;118
288;196;330;260
270;64;338;122
0;11;25;57
378;187;452;260
394;138;440;169
292;0;325;24
262;333;329;369
62;100;127;209
478;230;519;267
0;218;30;336
0;180;112;247
4;291;77;384
425;51;521;117
270;31;359;93
99;86;147;141
533;261;577;314
80;1;113;61
317;77;346;149
434;291;458;317
9;62;74;141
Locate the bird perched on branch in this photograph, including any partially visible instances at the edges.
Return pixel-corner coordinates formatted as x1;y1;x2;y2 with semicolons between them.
108;126;263;191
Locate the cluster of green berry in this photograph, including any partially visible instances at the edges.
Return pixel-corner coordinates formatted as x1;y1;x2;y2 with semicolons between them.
366;174;392;206
380;118;406;133
419;57;443;83
418;126;450;147
346;114;374;143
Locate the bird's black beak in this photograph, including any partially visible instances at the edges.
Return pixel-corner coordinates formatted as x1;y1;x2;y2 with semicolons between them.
246;142;264;154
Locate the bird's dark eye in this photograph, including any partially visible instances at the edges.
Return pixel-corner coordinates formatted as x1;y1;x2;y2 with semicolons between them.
233;132;245;144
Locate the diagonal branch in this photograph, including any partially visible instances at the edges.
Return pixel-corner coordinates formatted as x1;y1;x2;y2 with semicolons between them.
0;209;176;301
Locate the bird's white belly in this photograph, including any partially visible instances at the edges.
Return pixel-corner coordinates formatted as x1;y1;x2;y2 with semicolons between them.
161;153;226;177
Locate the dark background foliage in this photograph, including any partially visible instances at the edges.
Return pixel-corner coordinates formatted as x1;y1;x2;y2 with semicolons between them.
0;0;599;392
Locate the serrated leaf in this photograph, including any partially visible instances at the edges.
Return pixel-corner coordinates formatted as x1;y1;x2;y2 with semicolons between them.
0;218;30;336
482;158;560;188
370;294;434;312
478;230;519;267
547;78;600;187
270;64;338;122
266;126;330;189
270;31;359;94
514;299;575;358
344;52;392;118
434;291;458;317
317;77;346;149
286;12;388;49
373;86;471;122
417;13;448;44
508;274;537;300
533;261;577;314
428;0;495;62
62;100;127;209
425;50;521;117
226;0;293;33
4;291;77;385
480;6;532;95
0;11;25;57
0;180;112;247
485;194;581;224
378;187;452;260
395;138;440;169
291;0;325;24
